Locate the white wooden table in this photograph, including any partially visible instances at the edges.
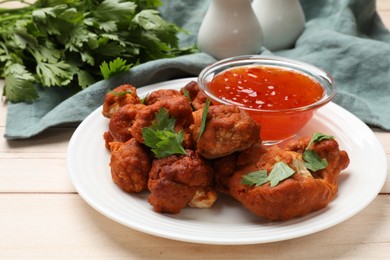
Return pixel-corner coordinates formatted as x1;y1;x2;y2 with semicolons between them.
0;1;389;258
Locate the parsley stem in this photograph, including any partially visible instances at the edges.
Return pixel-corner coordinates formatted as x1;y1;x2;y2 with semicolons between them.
0;13;31;24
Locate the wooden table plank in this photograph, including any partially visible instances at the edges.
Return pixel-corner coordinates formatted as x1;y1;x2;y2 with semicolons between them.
377;0;390;28
0;80;6;128
0;193;389;259
0;158;74;193
0;126;75;192
378;11;390;28
0;127;73;154
377;0;390;10
374;130;390;194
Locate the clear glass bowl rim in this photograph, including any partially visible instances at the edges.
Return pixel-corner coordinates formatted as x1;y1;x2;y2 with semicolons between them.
197;55;337;113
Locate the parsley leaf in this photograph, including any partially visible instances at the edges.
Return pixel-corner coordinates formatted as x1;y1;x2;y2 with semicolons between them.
3;62;38;102
152;107;175;130
150;130;185;158
197;99;210;141
303;149;328;172
182;89;195;111
141;108;186;158
267;162;295;187
306;132;334;149
140;93;148;104
93;0;137;23
182;89;191;101
108;89;132;97
303;132;333;171
241;170;268;187
241;162;295;187
100;57;132;79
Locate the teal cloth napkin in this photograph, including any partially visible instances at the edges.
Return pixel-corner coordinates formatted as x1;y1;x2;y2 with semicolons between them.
4;0;390;139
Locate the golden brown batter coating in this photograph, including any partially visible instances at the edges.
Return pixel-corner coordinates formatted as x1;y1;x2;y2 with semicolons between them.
109;139;152;193
102;84;141;118
147;150;217;214
212;143;265;194
103;131;114;150
225;138;350;221
144;89;183;105
106;103;146;143
192;105;261;159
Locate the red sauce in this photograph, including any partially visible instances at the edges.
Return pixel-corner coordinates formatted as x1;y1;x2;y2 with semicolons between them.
208;66;324;111
208;66;325;142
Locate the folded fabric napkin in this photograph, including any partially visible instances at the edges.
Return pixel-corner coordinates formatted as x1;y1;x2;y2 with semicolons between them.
4;0;390;139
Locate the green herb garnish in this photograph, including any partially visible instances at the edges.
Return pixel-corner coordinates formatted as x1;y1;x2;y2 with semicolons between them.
303;132;334;171
306;133;334;149
108;89;132;97
182;89;195;111
141;108;186;158
268;161;296;187
197;99;210;141
241;162;295;187
0;0;197;102
100;57;132;79
292;157;312;177
182;89;191;101
241;170;268;187
303;149;328;172
140;93;149;104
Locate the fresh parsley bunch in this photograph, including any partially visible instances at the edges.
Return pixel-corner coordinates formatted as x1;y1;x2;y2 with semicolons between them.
0;0;196;102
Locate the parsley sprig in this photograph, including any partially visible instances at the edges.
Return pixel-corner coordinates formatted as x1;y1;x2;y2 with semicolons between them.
197;99;210;141
108;88;132;97
0;0;197;102
141;108;186;158
303;133;334;171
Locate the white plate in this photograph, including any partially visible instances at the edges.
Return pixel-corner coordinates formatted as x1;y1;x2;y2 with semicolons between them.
67;78;387;245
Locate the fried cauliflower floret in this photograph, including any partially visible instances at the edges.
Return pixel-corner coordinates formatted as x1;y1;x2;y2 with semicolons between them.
104;103;146;146
191;105;260;159
225;137;350;221
103;131;115;150
180;80;208;110
188;188;218;208
144;89;183;105
147;150;217;214
102;84;141;118
130;95;194;146
109;139;152;193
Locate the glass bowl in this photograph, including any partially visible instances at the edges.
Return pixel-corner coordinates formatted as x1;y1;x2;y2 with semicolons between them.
197;55;336;145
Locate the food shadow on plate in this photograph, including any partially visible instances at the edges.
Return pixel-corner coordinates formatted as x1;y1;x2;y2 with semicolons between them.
123;189;341;227
163;194;272;225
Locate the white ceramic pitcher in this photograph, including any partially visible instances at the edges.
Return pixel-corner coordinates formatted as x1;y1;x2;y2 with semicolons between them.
252;0;305;51
197;0;263;60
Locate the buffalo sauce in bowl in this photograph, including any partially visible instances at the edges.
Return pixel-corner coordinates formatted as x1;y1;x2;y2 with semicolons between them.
208;66;324;110
198;56;336;144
